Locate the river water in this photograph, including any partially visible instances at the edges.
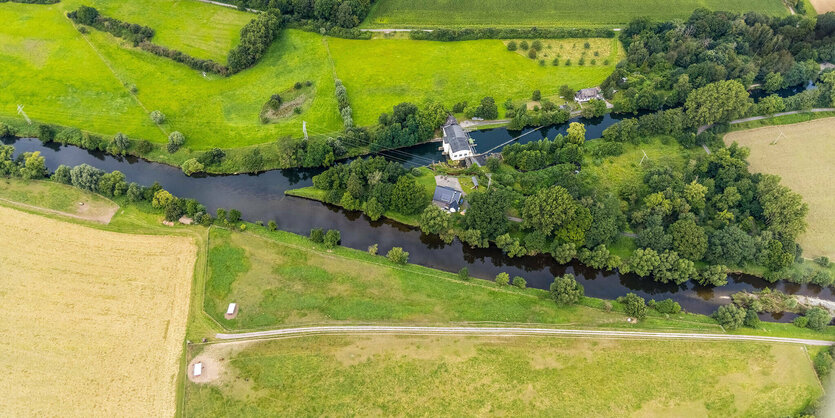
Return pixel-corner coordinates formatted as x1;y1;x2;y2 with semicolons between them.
5;108;832;318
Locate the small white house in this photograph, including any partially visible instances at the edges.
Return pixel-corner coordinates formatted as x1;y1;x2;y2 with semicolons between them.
193;362;203;377
225;302;238;319
442;119;474;161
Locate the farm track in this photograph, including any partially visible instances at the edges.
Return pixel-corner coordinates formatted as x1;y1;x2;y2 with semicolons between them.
216;325;835;346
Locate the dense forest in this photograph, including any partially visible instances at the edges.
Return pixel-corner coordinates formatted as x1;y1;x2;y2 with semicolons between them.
602;10;835;113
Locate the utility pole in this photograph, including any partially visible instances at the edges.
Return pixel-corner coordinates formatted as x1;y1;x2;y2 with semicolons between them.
639;149;649;165
17;105;31;124
302;121;308;140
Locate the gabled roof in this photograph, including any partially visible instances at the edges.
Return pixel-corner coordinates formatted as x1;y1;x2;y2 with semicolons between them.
443;125;471;153
432;185;462;210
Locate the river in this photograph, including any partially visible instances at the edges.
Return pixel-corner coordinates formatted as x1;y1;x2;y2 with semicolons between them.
5;109;832;319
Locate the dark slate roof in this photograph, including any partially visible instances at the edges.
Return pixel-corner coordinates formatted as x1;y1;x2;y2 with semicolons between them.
575;87;601;100
432;186;462;210
443;124;471;153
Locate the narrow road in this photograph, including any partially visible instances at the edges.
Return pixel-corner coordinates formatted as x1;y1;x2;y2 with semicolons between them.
216;325;834;346
698;108;835;133
194;0;259;12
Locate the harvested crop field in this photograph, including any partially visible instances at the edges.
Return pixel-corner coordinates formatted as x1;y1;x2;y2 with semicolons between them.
810;0;835;13
0;206;197;416
724;117;835;259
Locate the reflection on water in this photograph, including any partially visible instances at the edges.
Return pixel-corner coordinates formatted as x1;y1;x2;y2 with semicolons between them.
5;127;833;317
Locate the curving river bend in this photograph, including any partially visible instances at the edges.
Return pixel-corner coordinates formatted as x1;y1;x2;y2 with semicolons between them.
5;110;831;319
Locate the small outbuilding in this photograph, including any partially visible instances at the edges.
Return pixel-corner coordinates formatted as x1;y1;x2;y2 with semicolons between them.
471;176;479;189
193;362;203;377
574;87;602;103
225;302;238;319
432;185;463;212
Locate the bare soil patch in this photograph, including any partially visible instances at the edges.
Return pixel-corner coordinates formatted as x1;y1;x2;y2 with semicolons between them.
0;206;197;417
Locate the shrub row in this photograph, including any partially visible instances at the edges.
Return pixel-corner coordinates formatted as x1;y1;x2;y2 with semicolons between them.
2;0;60;3
409;27;615;42
67;6;154;45
138;42;229;75
287;21;371;39
227;12;283;73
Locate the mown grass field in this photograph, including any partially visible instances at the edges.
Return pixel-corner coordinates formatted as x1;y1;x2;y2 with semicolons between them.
185;335;821;416
0;177;119;223
328;36;621;125
0;205;197;416
363;0;789;28
60;0;252;61
724;117;835;259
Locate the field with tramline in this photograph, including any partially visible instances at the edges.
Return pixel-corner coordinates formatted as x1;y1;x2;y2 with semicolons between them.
0;205;196;416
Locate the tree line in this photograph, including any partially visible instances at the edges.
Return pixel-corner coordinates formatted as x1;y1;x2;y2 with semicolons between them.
228;0;374;29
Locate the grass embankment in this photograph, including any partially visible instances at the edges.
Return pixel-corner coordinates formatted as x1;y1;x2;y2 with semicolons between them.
328;36;621;126
0;204;196;416
724;117;835;260
362;0;788;28
185;335;821;416
0;177;119;222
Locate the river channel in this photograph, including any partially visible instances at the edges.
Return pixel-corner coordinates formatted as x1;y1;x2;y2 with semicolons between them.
5;108;831;319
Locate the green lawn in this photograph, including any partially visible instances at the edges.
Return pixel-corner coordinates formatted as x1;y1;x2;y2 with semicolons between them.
329;36;621;125
363;0;789;28
60;0;252;62
0;178;118;222
185;335;821;416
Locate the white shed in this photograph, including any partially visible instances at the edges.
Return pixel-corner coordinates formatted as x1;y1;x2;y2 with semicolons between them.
193;362;203;377
226;303;237;315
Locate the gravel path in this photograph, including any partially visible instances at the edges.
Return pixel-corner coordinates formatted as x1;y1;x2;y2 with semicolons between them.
216;325;835;346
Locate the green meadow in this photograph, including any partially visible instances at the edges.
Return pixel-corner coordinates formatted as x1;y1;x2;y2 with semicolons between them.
364;0;789;28
185;335;821;416
1;1;623;161
60;0;252;61
329;36;621;125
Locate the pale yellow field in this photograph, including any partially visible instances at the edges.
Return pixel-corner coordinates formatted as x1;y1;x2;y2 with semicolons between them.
725;117;835;259
810;0;835;13
0;206;197;417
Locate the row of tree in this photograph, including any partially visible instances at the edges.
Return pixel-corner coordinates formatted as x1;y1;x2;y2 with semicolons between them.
229;0;374;29
68;6;155;44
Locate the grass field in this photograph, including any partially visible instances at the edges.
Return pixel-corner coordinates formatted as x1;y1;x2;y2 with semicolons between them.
184;335;821;416
363;0;789;28
60;0;252;61
328;36;621;125
810;0;835;13
724;117;835;259
583;136;704;194
0;178;118;223
0;205;197;416
0;3;341;151
1;2;621;167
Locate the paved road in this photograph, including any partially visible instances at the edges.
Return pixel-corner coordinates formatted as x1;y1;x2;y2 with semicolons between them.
216;325;835;346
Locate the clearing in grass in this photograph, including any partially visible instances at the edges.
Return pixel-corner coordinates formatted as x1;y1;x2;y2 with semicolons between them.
184;335;822;416
363;0;789;28
0;206;197;416
724;117;835;259
327;37;621;125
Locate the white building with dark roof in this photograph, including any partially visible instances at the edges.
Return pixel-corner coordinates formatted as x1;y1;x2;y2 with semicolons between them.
442;116;474;161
